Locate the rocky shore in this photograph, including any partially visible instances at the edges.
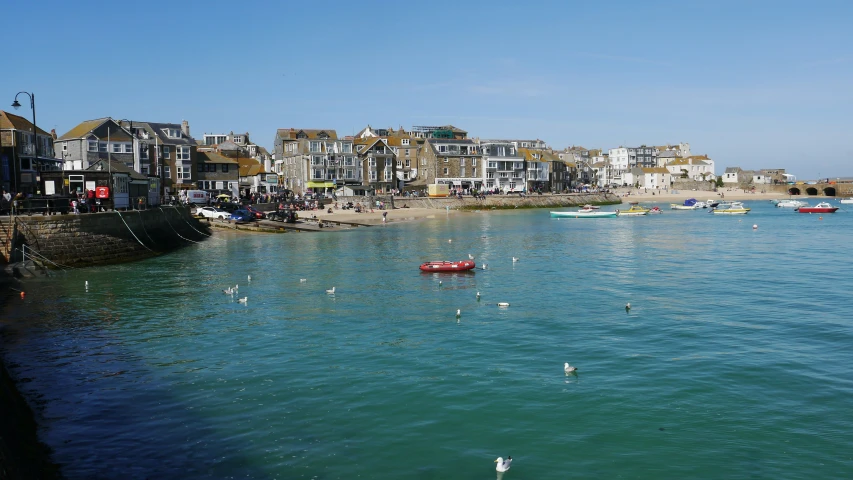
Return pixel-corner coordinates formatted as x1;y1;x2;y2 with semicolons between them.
0;272;61;479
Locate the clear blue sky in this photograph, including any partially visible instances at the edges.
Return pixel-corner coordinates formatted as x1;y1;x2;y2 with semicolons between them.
4;0;852;179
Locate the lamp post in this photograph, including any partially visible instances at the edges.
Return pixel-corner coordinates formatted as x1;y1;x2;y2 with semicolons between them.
11;92;37;194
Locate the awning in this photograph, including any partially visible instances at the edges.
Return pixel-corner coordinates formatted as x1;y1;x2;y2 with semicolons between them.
306;181;336;188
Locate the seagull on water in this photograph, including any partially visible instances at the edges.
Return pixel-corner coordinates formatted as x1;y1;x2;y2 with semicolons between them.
223;287;233;295
480;263;488;270
456;309;461;319
326;287;336;295
625;302;631;313
495;456;512;472
476;291;481;300
468;253;475;260
512;257;519;263
248;275;252;282
300;279;307;283
238;297;248;304
564;362;577;374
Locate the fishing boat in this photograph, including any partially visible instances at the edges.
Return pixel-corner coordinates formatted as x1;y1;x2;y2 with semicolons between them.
711;201;751;215
419;260;476;272
796;202;839;214
648;206;663;214
617;204;650;216
670;198;698;210
550;210;617;218
776;199;808;208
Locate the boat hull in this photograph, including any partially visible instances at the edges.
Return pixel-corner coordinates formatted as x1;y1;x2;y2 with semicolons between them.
797;207;839;213
840;198;853;204
670;204;697;210
550;211;617;218
419;260;476;272
712;209;750;214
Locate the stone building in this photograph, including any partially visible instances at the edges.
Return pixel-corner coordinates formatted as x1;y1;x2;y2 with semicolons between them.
1;110;60;195
419;138;483;192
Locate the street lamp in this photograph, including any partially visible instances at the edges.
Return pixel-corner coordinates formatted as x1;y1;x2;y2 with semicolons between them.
12;92;37;194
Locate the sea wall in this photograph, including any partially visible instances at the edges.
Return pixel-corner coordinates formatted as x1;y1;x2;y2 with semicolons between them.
336;193;619;210
8;206;209;268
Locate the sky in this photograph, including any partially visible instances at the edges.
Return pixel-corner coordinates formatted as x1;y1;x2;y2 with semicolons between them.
3;0;852;179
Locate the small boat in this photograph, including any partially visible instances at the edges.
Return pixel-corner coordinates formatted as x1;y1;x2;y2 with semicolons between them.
550;210;617;218
671;198;698;210
712;201;751;214
839;198;853;204
707;200;720;208
617;204;649;216
581;204;600;210
419;260;476;272
796;202;839;214
648;206;663;214
694;201;708;209
776;199;808;208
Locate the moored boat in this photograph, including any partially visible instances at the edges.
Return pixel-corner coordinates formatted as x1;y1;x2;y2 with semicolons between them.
671;198;698;210
419;260;476;272
648;206;663;214
711;201;750;215
581;204;601;210
550;210;617;218
796;202;839;214
839;198;853;204
617;204;650;216
776;199;808;208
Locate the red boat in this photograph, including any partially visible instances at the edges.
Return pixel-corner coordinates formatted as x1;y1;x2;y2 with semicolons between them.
797;202;839;214
419;260;476;272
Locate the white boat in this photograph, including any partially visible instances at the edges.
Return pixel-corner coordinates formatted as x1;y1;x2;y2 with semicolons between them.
712;201;751;215
550;210;617;218
839;198;853;204
670;204;698;210
776;199;808;208
694;201;708;209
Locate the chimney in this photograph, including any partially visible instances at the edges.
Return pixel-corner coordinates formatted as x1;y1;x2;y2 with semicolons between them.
181;120;190;137
51;129;57;140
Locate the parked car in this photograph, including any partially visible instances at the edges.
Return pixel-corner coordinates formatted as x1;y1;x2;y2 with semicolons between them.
229;209;254;222
245;205;266;219
196;206;230;220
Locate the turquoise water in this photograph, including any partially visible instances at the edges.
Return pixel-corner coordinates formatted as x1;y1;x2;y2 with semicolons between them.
2;201;853;479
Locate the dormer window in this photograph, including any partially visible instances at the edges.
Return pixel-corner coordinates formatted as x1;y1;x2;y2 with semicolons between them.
401;139;410;146
164;128;181;138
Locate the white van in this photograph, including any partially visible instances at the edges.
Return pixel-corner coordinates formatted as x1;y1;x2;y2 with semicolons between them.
183;190;210;205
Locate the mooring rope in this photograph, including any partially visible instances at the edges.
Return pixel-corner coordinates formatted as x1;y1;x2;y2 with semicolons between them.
115;211;155;251
171;205;212;238
158;207;201;244
134;210;158;246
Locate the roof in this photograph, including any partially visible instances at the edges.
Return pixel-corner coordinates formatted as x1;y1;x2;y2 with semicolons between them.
217;140;242;151
276;128;338;140
58;118;134;142
198;151;239;164
642;167;670;174
0;110;51;136
118;120;197;146
517;148;560;162
658;150;679;158
236;157;266;176
86;158;148;181
724;167;741;173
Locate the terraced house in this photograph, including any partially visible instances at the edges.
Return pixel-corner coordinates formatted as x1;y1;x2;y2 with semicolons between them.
117;120;197;196
274;129;360;196
419;138;482;192
354;125;423;191
355;136;397;194
1;110;59;195
480;140;523;192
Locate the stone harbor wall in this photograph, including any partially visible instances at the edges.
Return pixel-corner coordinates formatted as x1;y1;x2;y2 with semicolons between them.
335;193;619;210
6;206;209;268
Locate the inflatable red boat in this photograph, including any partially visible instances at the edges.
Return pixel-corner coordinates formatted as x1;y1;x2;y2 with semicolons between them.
419;260;476;272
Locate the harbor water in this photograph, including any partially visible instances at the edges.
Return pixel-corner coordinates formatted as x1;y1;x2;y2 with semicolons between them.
2;200;852;479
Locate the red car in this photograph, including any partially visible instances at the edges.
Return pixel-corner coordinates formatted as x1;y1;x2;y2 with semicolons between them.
244;205;266;219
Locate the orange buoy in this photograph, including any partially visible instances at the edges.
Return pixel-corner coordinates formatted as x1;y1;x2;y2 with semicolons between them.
20;291;25;299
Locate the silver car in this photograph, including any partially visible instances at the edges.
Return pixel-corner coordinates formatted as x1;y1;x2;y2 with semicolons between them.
196;206;230;220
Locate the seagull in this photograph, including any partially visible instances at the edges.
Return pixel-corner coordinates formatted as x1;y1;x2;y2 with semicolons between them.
85;281;88;288
564;362;577;374
234;284;239;292
448;239;452;243
248;275;252;282
326;287;336;295
439;280;443;287
238;297;248;304
498;302;510;307
480;263;488;270
223;287;233;295
468;253;475;260
456;309;461;319
626;302;631;313
495;456;512;472
512;257;519;263
300;279;307;283
476;291;481;300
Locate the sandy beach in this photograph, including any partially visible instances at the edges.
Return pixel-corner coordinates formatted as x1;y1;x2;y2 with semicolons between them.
307;206;457;225
602;187;785;204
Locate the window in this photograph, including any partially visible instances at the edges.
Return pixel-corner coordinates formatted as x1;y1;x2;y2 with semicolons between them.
444;157;449;163
402;139;410;146
62;142;67;152
88;140;97;152
112;143;122;153
312;156;324;166
341;143;352;153
472;159;477;166
405;149;410;156
369;171;377;180
405;159;410;167
176;165;191;180
177;146;190;161
489;162;497;169
384;170;393;180
163;146;171;159
369;158;376;167
345;170;354;179
222;164;228;173
99;142;107;152
443;167;449;175
461;167;466;177
309;141;321;153
313;169;323;179
164;128;181;138
460;158;466;166
473;168;477;177
438;145;447;153
198;163;205;172
141;147;148;159
165;166;171;178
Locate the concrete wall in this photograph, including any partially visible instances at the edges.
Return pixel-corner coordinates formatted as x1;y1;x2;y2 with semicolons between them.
8;206;209;267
